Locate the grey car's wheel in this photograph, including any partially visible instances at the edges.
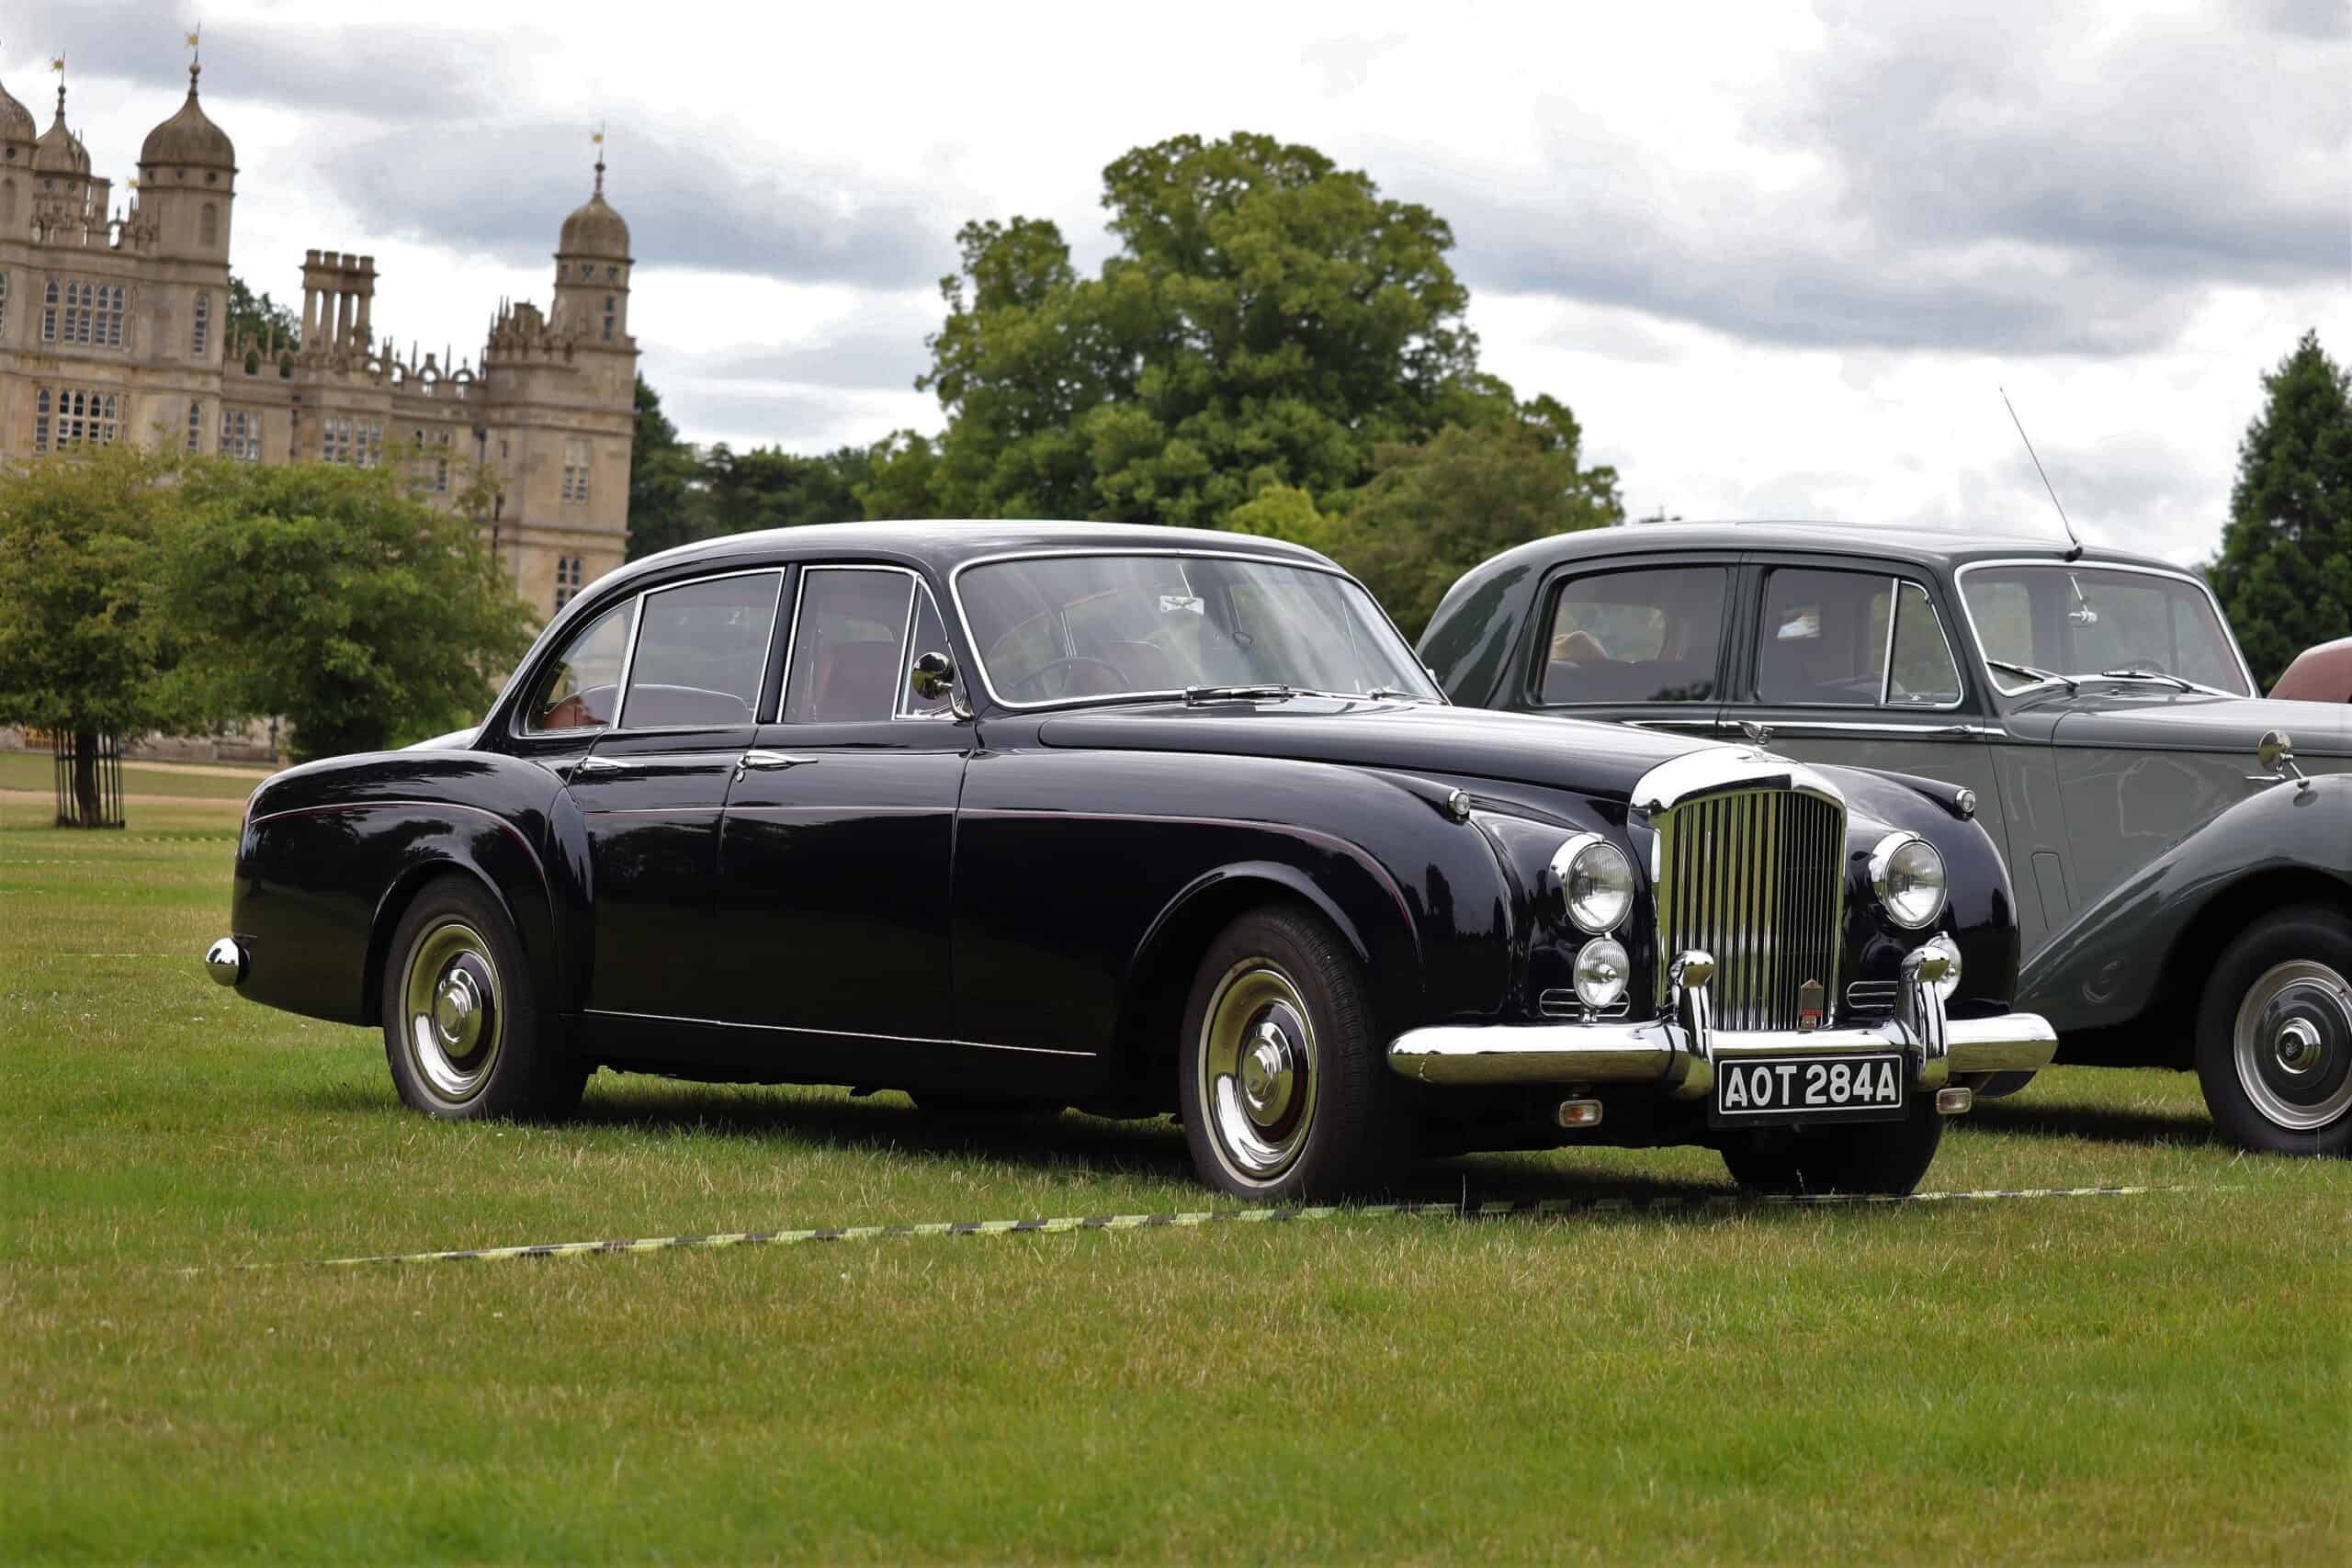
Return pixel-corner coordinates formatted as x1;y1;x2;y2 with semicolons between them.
381;875;586;1121
1179;905;1410;1201
1719;1097;1946;1196
2195;907;2352;1156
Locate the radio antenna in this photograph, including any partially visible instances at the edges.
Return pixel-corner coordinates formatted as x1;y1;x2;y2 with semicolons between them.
1999;386;2083;561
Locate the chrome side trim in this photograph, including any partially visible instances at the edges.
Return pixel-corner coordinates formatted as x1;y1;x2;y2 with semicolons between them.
1744;718;2007;739
582;1008;1098;1057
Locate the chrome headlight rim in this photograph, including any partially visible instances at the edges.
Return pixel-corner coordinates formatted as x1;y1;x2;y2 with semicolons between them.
1551;832;1634;935
1869;831;1948;930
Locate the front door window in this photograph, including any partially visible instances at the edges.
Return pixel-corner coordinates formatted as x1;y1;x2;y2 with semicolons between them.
1754;569;1962;708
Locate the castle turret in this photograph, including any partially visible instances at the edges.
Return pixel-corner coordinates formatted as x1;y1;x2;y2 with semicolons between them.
137;61;236;263
551;152;633;359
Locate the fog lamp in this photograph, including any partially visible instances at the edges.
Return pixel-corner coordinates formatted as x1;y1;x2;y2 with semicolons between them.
1573;936;1630;1010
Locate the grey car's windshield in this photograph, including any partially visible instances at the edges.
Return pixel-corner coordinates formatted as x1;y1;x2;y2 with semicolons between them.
1962;566;2252;697
957;553;1441;707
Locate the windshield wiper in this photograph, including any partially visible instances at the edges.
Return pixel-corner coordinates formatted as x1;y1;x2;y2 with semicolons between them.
2087;669;2230;696
1183;683;1297;705
1363;687;1440;704
1985;659;2076;693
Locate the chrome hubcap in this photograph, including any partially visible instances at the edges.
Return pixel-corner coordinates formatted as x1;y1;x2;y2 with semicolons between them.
2233;960;2352;1132
1199;963;1317;1183
402;919;503;1106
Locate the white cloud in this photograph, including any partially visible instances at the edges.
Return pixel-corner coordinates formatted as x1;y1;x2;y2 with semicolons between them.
18;0;2345;564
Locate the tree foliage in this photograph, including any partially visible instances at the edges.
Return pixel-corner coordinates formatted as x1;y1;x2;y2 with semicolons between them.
227;273;302;351
876;132;1520;524
2209;331;2352;693
1231;397;1623;638
627;374;702;558
165;460;535;760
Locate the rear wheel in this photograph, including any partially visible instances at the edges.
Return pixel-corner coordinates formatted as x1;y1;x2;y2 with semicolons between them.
2194;907;2352;1156
381;875;586;1121
1719;1098;1947;1195
1178;905;1410;1201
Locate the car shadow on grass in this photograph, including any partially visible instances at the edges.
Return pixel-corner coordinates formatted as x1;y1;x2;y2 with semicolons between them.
1967;1095;2222;1150
301;1077;1740;1210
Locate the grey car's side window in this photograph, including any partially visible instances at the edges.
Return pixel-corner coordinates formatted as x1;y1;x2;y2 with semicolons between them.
1754;569;1962;708
1538;566;1728;705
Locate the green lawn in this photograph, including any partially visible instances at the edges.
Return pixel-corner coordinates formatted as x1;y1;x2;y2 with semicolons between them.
2;815;2345;1562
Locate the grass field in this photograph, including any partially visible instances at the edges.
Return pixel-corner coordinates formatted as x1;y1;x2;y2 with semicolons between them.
3;783;2346;1562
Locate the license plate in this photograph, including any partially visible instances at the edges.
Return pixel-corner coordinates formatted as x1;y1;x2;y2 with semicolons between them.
1711;1053;1907;1125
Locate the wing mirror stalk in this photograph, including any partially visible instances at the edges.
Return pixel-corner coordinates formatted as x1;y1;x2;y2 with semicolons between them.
912;650;975;721
2255;729;2312;795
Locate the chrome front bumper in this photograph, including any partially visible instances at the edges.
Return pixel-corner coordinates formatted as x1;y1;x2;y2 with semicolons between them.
1389;943;2057;1098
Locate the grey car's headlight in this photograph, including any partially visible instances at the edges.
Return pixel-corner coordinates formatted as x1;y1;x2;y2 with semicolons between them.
1552;833;1634;933
1870;832;1947;929
1574;936;1631;1010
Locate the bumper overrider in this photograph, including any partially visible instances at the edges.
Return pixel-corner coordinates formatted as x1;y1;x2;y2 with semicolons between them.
1389;942;2056;1097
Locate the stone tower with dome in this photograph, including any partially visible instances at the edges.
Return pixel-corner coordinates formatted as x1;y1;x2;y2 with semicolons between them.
0;56;637;626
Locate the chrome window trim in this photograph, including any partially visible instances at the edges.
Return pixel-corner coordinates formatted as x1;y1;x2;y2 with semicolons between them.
611;567;786;732
1524;559;1736;711
582;1007;1097;1057
895;579;961;722
1748;567;1967;714
778;563;921;726
1952;558;2257;699
945;547;1435;713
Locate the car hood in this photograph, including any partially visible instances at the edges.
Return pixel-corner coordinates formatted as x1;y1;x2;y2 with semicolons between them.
1035;699;1713;800
2030;688;2352;758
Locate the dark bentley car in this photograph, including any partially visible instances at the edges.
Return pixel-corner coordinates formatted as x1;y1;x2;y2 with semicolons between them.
205;523;2055;1199
1423;523;2352;1155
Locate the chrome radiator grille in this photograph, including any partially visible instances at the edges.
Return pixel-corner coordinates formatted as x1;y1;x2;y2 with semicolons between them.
1652;787;1845;1030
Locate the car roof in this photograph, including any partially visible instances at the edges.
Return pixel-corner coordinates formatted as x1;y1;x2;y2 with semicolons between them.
616;519;1332;584
1487;520;2195;579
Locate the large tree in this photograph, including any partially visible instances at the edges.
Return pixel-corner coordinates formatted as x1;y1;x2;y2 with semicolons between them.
879;132;1518;524
0;446;204;822
1232;396;1623;639
227;273;302;352
626;374;704;558
2210;331;2352;692
166;460;536;760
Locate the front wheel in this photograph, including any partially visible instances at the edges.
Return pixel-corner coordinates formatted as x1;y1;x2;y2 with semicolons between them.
1719;1098;1947;1195
381;875;586;1121
2194;906;2352;1156
1178;905;1410;1201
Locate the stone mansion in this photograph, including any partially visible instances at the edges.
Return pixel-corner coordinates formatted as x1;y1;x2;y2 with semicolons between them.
0;60;636;623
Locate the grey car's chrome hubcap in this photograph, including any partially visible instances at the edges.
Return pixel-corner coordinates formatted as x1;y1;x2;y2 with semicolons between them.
1199;962;1317;1183
402;919;503;1106
2233;959;2352;1132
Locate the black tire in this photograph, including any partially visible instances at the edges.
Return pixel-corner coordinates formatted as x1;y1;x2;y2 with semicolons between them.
1719;1098;1947;1195
1178;904;1411;1201
379;874;587;1121
2192;905;2352;1157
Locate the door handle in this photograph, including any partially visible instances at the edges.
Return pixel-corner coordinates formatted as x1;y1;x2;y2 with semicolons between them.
737;750;819;776
572;755;633;777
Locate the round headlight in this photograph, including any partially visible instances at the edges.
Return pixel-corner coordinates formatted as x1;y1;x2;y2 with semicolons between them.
1574;936;1631;1010
1871;833;1947;930
1553;834;1634;934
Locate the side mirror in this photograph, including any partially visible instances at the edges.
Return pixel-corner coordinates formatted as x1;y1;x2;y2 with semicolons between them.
910;649;958;703
2257;728;2311;791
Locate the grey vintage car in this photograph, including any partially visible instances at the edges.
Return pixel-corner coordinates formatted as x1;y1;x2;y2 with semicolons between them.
1422;524;2352;1155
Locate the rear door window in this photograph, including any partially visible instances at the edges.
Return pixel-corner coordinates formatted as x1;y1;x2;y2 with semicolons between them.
1538;566;1728;705
619;571;784;728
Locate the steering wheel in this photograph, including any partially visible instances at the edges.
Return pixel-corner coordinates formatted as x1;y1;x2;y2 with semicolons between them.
1002;656;1132;702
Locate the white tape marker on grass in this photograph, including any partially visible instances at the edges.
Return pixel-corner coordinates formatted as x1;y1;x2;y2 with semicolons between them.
313;1185;2168;1268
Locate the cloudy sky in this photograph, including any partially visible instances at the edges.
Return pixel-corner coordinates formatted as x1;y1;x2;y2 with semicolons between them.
26;0;2348;564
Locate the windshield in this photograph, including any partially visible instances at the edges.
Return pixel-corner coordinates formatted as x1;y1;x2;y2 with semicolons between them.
956;553;1441;706
1961;566;2251;697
